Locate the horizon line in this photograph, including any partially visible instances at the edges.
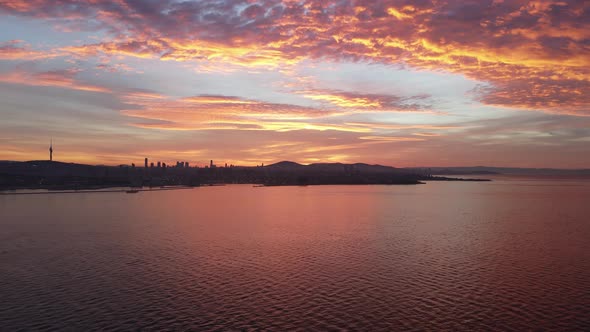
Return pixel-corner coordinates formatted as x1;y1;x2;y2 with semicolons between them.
2;159;589;171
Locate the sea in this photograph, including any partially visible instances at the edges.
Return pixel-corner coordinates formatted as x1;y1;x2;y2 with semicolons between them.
1;176;589;331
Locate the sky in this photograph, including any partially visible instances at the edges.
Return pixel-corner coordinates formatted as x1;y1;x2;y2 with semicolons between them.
0;0;588;168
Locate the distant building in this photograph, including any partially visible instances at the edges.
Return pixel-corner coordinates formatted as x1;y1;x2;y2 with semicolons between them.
157;161;161;168
150;162;154;168
186;162;190;168
49;140;53;161
144;158;148;168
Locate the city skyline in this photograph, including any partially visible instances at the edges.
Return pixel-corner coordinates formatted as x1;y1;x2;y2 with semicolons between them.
1;1;589;168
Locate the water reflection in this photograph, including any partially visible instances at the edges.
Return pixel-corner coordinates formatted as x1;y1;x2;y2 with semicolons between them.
1;180;590;330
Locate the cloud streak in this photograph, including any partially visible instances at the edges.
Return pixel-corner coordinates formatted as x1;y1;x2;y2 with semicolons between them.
120;93;357;132
0;67;111;93
298;89;432;112
0;40;56;60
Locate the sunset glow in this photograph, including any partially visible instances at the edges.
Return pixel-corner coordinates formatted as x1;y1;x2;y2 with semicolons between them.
1;0;588;167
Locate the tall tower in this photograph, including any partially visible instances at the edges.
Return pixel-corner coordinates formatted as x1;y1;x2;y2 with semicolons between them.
49;140;53;161
144;158;148;168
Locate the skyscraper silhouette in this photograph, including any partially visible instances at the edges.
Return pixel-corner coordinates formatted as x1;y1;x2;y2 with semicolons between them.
49;140;53;161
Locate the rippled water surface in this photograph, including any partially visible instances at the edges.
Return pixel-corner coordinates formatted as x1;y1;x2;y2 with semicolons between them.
2;178;590;330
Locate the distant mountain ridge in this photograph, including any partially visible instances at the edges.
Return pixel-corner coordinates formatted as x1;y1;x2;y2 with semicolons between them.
267;161;403;173
267;161;304;168
2;160;589;176
267;162;590;176
406;166;590;176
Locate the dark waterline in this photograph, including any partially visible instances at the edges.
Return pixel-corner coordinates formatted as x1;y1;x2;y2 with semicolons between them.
0;186;194;195
1;179;589;330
